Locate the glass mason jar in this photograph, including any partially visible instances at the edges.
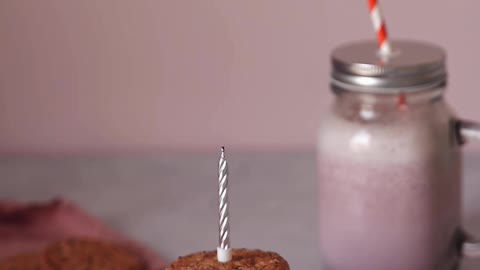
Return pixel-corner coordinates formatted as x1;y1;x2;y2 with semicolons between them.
317;40;480;270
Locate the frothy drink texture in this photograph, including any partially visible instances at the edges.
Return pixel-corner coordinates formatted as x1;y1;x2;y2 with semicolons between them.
317;98;462;270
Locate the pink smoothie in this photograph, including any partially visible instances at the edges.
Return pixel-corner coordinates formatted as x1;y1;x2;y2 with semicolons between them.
317;99;462;270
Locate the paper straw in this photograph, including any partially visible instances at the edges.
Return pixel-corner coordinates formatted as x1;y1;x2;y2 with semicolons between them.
368;0;392;55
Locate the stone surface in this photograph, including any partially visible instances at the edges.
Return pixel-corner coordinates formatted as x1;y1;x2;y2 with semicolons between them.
0;151;479;269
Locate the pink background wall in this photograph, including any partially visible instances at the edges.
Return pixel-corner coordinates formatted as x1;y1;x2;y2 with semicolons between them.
0;1;478;154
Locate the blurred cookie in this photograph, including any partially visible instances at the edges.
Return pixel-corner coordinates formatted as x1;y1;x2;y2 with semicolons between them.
166;249;289;270
0;253;50;270
0;199;163;269
44;239;143;270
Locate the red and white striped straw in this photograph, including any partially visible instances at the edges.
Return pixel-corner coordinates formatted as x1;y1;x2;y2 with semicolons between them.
368;0;392;55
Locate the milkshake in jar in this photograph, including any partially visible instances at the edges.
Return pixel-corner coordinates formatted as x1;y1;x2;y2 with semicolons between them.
317;40;480;270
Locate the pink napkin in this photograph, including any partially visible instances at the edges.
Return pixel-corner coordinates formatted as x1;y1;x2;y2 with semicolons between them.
0;198;163;269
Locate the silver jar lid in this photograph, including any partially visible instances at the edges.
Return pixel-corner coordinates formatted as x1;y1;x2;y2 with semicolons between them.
331;39;447;93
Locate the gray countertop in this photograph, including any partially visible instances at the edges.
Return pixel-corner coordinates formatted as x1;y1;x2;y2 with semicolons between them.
1;151;480;269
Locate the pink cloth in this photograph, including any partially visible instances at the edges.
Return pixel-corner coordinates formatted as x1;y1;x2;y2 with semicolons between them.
0;198;163;269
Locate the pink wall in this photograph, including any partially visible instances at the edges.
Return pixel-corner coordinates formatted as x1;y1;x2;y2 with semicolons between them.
0;1;478;153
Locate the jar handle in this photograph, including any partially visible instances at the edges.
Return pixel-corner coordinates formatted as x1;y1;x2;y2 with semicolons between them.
457;119;480;258
458;120;480;145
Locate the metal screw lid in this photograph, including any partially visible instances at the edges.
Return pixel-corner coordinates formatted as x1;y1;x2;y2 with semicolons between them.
331;39;447;93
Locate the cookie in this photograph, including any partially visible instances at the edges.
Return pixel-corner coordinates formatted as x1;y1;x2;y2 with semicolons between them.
44;239;143;270
0;198;163;269
166;249;289;270
0;253;50;270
